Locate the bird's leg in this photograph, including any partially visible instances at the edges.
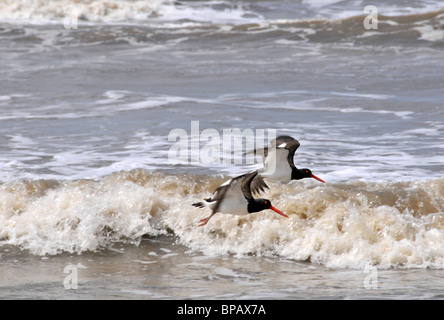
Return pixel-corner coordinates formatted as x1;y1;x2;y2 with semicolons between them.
198;212;216;227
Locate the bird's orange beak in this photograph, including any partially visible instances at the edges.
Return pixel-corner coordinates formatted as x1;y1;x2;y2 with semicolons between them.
310;173;325;183
270;205;289;218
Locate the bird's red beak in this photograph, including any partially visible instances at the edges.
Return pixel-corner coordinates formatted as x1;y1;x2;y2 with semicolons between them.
270;205;289;218
310;173;325;183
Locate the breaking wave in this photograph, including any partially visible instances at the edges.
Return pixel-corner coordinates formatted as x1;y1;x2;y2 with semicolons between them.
1;169;443;269
0;0;171;24
1;0;443;45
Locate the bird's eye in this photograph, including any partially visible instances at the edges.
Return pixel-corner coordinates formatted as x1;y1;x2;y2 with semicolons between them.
264;200;268;205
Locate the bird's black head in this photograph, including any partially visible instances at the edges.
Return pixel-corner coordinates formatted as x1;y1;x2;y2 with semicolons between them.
291;168;326;183
247;198;271;213
247;199;289;218
301;168;313;178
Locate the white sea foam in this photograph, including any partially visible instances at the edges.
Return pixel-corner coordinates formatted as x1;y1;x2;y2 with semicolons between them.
2;0;440;28
0;97;441;184
0;0;170;24
302;0;444;20
0;170;442;269
0;171;167;255
415;25;444;42
0;0;262;25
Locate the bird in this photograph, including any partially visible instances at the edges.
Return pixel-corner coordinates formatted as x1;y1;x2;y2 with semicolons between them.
193;170;288;227
250;135;325;195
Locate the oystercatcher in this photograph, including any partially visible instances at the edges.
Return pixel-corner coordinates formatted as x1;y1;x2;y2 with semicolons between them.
193;170;288;227
250;136;325;194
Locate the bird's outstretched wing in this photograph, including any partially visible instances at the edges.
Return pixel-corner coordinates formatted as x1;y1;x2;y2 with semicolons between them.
249;135;300;167
249;171;270;196
271;136;300;168
240;170;269;199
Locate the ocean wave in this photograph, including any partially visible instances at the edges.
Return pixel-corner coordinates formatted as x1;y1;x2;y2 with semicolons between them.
1;2;442;49
0;0;261;25
1;0;442;42
0;0;171;24
1;169;443;269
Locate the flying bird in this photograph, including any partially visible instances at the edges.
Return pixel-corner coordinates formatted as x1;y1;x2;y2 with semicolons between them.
193;170;288;227
250;135;325;195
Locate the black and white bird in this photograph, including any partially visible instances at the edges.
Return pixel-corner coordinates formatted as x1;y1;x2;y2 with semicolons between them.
250;135;325;195
193;170;288;227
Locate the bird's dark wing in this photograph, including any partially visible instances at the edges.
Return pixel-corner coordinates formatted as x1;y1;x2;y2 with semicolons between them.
250;172;269;195
241;171;265;200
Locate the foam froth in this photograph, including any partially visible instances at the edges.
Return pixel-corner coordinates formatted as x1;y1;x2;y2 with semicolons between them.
1;170;442;268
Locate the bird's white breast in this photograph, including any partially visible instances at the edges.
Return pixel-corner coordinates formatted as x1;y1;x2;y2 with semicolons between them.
217;179;250;216
260;148;292;182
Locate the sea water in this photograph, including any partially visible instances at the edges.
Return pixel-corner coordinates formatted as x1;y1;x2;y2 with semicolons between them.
0;0;443;299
